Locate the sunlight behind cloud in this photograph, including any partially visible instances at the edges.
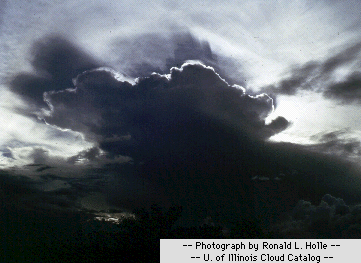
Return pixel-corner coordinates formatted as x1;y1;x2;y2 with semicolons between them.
1;0;361;169
0;90;94;167
268;92;361;145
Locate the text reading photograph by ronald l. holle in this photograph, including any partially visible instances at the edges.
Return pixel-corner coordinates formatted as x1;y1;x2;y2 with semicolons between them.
161;239;358;262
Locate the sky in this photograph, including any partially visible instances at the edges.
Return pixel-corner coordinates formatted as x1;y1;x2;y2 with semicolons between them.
1;0;361;236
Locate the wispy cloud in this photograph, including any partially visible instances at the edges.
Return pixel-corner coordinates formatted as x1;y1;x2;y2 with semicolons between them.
263;42;361;100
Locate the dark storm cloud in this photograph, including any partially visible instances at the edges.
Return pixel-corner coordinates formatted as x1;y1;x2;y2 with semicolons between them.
9;35;361;229
265;116;290;133
45;63;289;157
9;35;101;107
11;31;244;111
42;62;292;226
10;73;55;106
264;42;361;101
42;61;361;227
8;35;293;226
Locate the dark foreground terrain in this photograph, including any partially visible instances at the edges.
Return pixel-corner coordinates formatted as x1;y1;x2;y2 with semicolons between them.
2;172;361;263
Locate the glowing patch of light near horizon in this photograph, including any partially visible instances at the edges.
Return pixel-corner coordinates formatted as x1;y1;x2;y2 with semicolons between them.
268;131;319;145
94;212;136;224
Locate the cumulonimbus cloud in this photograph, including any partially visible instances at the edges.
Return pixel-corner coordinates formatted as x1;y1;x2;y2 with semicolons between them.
6;35;361;229
42;63;290;160
6;35;294;225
